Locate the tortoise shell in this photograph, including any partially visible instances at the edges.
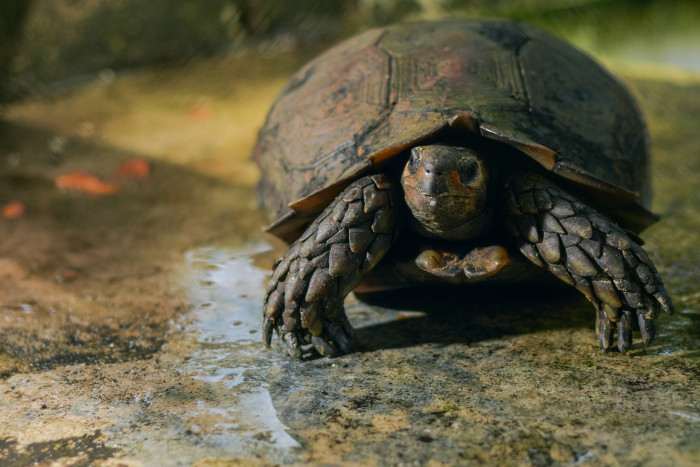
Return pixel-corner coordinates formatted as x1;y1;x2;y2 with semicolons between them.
254;19;655;242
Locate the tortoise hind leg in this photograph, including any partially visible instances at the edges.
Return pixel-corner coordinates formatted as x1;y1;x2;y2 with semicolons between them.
263;175;400;359
502;172;673;353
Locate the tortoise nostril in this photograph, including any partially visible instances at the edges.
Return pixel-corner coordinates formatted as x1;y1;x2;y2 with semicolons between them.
423;174;447;194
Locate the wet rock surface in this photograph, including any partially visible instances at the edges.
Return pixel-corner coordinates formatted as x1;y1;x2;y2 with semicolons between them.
0;53;699;465
269;288;698;466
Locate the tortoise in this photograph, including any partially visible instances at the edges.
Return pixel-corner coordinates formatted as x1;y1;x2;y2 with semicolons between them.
254;19;673;359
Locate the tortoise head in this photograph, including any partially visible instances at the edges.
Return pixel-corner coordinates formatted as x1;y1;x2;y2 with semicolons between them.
401;144;494;240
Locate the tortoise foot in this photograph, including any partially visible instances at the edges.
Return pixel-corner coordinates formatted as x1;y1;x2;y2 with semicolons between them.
503;172;673;353
415;245;511;283
263;175;400;359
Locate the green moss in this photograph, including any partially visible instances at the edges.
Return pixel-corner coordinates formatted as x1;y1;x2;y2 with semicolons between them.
0;431;117;466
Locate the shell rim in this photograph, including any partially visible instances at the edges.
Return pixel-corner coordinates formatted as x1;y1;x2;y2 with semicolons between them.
264;112;657;242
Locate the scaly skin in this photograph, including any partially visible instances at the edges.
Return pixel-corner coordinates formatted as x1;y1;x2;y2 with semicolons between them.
502;173;674;352
265;167;673;358
263;175;400;358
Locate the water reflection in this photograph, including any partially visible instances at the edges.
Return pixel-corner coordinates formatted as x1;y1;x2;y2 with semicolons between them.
183;243;301;456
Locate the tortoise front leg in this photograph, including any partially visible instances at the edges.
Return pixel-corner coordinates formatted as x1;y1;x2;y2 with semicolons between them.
263;175;400;359
502;173;673;353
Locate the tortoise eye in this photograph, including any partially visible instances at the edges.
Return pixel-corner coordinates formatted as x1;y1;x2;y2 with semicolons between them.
407;151;420;175
459;161;479;184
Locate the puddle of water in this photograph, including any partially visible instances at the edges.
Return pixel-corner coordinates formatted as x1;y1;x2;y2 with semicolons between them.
650;307;700;355
182;243;301;458
185;245;269;346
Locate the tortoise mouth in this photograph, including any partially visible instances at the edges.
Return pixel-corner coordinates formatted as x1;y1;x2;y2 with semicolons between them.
430;207;488;229
403;183;489;235
403;184;482;222
412;191;472;199
408;206;494;241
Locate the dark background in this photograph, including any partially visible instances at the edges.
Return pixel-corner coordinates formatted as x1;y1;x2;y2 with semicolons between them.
2;0;699;102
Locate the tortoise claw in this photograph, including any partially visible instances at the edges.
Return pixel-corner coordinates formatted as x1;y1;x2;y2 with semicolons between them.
327;323;354;354
312;335;339;358
654;289;674;315
617;311;633;353
638;314;656;346
283;331;303;359
597;309;615;352
263;316;275;346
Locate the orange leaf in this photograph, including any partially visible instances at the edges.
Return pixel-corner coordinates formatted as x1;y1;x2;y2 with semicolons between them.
56;267;80;283
55;170;120;195
2;201;25;219
115;158;151;179
189;104;212;122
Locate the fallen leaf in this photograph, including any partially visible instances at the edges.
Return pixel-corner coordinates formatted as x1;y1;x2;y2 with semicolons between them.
2;201;25;219
116;158;151;179
189;104;212;122
56;267;80;283
55;170;120;195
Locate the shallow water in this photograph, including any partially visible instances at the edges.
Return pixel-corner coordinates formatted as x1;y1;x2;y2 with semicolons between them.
183;244;301;456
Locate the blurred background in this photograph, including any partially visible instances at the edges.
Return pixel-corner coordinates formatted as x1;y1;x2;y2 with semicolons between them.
2;0;700;102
